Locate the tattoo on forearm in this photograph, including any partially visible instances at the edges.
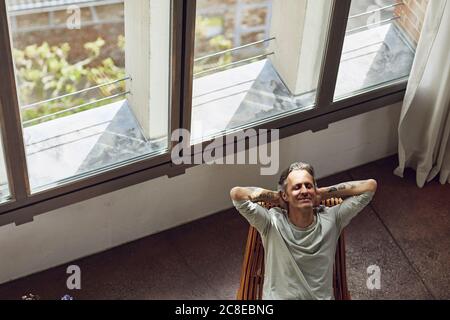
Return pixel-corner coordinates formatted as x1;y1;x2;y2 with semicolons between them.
327;182;356;193
253;192;279;203
248;187;279;203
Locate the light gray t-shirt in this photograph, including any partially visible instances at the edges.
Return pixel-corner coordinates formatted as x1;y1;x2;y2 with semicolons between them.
233;191;374;300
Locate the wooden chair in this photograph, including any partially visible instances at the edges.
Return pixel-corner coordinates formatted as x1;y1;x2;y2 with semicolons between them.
236;198;351;300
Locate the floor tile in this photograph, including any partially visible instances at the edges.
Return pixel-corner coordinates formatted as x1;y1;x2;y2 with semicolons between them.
349;156;450;299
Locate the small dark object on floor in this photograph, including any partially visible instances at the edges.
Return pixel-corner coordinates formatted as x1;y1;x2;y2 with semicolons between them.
21;293;40;300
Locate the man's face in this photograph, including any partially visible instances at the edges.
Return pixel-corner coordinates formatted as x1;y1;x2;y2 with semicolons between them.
281;170;317;211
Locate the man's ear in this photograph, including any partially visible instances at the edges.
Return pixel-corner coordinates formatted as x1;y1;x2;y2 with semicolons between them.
281;191;288;202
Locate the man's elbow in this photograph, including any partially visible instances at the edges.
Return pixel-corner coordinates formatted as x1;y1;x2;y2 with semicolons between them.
230;187;242;201
367;179;377;193
230;186;252;201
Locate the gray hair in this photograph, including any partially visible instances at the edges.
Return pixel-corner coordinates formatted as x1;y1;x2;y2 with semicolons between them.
278;162;317;192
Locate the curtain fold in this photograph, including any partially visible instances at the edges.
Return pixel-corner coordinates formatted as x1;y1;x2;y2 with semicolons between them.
394;0;450;187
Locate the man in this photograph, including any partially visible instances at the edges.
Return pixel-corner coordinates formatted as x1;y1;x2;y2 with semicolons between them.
230;162;377;300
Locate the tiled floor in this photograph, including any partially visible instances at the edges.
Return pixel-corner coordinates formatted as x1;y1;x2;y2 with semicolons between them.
0;155;448;300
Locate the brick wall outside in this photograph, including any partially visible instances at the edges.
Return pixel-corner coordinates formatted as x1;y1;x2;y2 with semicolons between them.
394;0;429;46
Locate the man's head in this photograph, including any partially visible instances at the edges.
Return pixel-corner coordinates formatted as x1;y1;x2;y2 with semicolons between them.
278;162;318;212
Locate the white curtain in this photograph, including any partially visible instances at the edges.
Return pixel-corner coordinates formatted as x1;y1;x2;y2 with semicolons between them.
394;0;450;187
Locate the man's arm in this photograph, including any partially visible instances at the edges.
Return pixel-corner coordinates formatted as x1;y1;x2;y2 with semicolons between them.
230;187;281;203
317;179;377;201
317;179;377;231
230;187;281;235
230;186;288;210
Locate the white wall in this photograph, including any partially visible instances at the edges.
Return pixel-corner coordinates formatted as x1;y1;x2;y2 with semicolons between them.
0;102;402;285
125;0;170;140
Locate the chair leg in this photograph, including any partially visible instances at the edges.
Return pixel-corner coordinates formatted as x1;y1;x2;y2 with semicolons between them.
335;231;351;300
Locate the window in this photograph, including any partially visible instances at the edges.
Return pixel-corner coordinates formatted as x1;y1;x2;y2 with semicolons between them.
334;0;426;100
0;0;429;222
189;0;428;144
191;0;333;142
5;0;171;193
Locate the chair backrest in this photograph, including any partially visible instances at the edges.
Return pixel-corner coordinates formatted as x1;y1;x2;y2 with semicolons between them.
236;198;351;300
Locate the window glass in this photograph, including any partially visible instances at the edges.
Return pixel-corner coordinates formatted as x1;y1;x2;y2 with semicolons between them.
191;0;333;143
6;0;171;192
334;0;429;100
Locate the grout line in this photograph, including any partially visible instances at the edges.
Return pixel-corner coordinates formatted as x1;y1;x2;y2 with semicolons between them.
347;170;437;299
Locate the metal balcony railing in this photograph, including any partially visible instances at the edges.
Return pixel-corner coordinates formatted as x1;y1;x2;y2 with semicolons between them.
194;37;275;77
346;2;404;33
347;2;403;20
22;76;130;125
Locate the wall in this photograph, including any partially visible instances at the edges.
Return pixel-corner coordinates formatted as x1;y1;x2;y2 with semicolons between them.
395;0;429;46
0;102;402;285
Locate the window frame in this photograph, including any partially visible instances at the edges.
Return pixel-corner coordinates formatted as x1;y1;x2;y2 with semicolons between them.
0;0;407;226
181;0;407;167
0;0;186;223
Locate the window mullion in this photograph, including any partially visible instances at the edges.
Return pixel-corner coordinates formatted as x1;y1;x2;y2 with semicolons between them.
0;1;31;202
170;0;183;151
180;0;196;134
169;0;195;175
315;0;352;109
